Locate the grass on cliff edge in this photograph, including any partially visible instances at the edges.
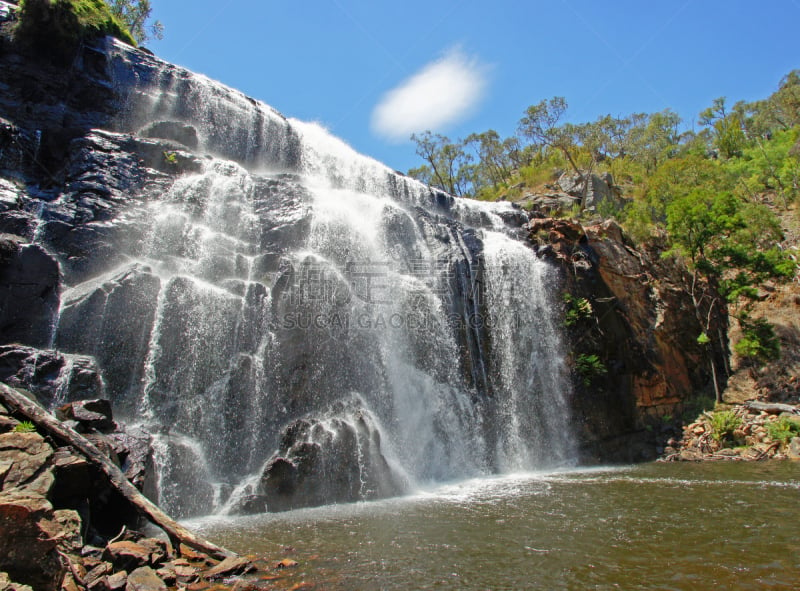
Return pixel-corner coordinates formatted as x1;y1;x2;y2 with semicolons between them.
16;0;136;51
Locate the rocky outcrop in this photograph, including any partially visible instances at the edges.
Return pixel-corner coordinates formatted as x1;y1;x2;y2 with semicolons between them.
557;171;622;211
0;492;78;591
232;400;408;514
0;345;104;408
516;171;623;216
530;218;729;461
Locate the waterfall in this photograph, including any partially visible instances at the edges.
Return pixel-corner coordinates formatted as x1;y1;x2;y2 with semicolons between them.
52;39;575;517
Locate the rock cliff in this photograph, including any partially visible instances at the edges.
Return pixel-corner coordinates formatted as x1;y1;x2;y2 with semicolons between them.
529;218;728;461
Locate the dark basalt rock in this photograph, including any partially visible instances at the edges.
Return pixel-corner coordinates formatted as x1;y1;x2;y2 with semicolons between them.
0;236;59;348
56;263;161;413
0;345;104;407
106;425;153;491
233;400;407;514
55;398;114;432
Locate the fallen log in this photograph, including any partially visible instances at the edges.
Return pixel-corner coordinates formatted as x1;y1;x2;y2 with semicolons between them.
744;400;800;415
0;383;234;560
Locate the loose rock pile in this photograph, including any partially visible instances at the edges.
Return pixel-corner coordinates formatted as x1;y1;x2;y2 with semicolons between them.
0;392;309;591
662;401;800;461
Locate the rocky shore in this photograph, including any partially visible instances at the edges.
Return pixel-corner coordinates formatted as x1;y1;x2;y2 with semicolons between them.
0;384;310;591
661;400;800;462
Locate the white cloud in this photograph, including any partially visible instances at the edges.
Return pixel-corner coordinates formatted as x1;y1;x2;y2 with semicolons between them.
371;48;488;142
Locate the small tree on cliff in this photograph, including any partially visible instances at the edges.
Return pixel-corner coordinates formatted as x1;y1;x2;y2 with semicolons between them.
107;0;162;44
517;96;582;177
409;131;472;197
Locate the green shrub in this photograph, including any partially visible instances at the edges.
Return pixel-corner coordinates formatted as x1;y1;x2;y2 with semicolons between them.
16;0;136;59
734;316;781;365
766;416;800;445
12;420;36;433
575;353;607;386
563;293;593;327
709;410;742;442
596;194;624;220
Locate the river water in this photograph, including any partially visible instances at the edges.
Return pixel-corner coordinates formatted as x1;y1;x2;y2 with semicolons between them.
190;462;800;589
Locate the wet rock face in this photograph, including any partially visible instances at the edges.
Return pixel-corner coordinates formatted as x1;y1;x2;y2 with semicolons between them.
233;403;407;514
0;345;104;408
148;435;216;520
140;121;199;151
0;236;59;347
55;263;161;413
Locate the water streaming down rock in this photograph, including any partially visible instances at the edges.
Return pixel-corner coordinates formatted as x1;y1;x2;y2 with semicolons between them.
42;39;576;517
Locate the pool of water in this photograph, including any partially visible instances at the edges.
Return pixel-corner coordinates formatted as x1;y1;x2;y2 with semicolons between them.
190;462;800;589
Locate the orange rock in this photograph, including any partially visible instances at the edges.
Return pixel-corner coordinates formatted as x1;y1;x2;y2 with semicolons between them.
274;558;299;569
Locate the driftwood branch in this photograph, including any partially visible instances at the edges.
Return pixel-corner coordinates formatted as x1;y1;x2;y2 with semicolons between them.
744;400;800;415
0;383;234;560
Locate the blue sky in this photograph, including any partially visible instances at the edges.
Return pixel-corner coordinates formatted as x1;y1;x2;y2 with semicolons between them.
148;1;799;173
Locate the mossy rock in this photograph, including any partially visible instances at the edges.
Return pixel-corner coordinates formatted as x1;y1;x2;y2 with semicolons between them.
16;0;135;60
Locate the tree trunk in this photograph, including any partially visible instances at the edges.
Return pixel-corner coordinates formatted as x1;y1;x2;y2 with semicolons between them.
744;400;799;415
0;383;235;560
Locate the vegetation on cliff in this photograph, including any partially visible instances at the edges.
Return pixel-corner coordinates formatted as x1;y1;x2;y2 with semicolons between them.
16;0;137;49
13;0;161;52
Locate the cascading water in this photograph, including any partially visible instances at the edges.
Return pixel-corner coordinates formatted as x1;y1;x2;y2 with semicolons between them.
50;39;575;517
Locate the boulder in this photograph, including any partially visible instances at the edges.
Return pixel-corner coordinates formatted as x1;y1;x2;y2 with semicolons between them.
233;401;406;514
56;399;115;432
106;571;128;590
103;541;154;571
0;572;34;591
125;566;167;591
106;425;154;491
203;556;253;580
